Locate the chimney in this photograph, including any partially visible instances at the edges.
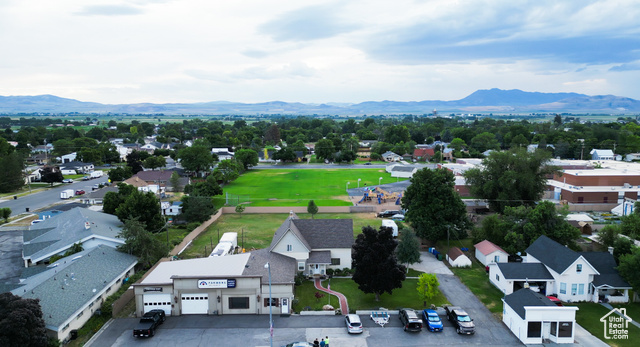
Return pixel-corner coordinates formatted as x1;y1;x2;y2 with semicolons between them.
608;246;614;255
289;210;294;220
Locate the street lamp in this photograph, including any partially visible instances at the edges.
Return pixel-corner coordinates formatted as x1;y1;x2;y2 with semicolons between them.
346;181;350;191
358;178;361;188
379;177;383;186
264;262;273;347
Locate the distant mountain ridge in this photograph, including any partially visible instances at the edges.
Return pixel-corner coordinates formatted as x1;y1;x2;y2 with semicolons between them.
0;89;638;115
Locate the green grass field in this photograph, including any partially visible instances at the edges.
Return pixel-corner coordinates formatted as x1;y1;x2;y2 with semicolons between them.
293;277;449;313
180;213;382;259
213;168;404;207
569;303;640;347
450;262;505;315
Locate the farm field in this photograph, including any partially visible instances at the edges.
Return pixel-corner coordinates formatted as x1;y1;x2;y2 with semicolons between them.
180;212;381;259
213;168;405;207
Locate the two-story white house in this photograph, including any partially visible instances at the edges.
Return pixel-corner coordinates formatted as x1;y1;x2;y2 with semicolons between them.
269;212;353;277
489;235;631;303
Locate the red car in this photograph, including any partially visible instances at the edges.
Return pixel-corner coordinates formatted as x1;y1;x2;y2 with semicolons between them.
75;190;85;195
547;296;563;306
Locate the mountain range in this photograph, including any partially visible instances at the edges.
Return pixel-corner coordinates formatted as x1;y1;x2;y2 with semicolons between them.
1;88;639;115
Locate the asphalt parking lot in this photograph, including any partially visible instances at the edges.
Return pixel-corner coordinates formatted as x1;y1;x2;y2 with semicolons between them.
89;313;521;347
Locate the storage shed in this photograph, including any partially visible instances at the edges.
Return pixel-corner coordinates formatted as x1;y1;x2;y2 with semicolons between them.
474;240;509;266
446;247;472;267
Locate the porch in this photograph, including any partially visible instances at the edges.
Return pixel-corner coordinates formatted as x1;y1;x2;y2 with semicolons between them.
306;251;331;278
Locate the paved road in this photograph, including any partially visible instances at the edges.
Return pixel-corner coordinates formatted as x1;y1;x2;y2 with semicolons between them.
0;176;108;217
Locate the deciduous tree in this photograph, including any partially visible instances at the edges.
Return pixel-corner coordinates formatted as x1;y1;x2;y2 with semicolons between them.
402;168;470;241
352;226;406;301
416;273;439;306
181;196;216;223
235;149;259;170
617;246;640;293
0;292;48;347
315;139;335;162
117;218;169;269
464;148;558;213
39;166;64;187
178;145;215;176
396;228;422;270
115;190;165;232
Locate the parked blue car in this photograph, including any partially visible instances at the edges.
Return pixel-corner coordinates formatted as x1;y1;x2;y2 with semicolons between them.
422;309;443;332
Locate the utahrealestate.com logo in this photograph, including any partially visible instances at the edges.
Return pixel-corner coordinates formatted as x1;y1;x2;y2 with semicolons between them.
600;308;631;340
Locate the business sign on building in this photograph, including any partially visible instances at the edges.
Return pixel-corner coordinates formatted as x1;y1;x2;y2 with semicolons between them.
198;279;237;289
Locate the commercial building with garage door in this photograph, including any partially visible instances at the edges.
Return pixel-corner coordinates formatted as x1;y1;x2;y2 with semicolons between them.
132;248;296;317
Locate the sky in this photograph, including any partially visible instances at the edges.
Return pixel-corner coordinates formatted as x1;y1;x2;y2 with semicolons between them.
1;0;639;104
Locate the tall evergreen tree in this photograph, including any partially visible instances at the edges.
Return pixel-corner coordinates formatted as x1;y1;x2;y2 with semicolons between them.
396;228;422;271
307;200;318;219
352;225;406;301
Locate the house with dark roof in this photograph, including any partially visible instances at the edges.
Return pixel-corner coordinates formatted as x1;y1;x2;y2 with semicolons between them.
489;235;631;303
269;212;354;277
389;165;418;178
22;208;124;267
381;151;402;162
502;289;578;344
132;249;296;317
446;247;471;267
474;240;508;266
59;161;94;175
11;245;137;343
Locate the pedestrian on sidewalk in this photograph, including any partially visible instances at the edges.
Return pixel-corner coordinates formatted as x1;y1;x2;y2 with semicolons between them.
325;336;330;347
320;338;325;347
313;338;319;347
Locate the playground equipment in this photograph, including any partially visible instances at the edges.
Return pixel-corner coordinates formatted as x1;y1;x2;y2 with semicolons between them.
358;186;401;205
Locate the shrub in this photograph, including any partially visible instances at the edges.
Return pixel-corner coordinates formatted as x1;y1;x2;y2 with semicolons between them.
186;222;200;232
294;272;306;286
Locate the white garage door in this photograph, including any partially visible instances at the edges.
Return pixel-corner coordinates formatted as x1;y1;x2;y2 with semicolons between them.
181;293;209;314
143;294;172;315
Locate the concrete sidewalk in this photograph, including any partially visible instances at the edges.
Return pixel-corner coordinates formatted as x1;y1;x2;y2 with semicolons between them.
409;251;453;275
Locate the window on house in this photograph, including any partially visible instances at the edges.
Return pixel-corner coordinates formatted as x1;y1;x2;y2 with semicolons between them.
496;274;500;281
558;322;573;337
551;322;557;336
576;264;582;273
578;284;585;295
298;262;305;271
527;322;542;338
571;284;577;295
264;298;279;307
286;244;292;251
228;297;250;309
560;282;566;294
331;258;340;266
577;197;584;204
494;255;500;262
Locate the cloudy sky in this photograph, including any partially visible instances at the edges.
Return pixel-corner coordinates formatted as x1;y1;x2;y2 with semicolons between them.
1;0;639;104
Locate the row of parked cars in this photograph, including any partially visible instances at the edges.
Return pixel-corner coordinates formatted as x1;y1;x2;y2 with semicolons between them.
399;306;475;334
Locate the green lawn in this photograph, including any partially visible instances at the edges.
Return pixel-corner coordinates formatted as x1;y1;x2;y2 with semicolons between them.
293;278;449;314
450;262;505;315
180;213;382;259
569;303;640;347
213;168;404;207
153;226;192;248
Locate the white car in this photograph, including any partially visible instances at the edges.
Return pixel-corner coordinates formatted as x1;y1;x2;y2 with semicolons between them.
390;214;405;221
345;314;363;334
62;179;73;183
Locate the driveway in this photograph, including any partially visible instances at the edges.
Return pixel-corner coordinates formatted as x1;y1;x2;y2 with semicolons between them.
409;251;453;275
436;273;520;345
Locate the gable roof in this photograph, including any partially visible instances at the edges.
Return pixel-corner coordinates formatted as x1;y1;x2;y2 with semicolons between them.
13;245;137;329
475;240;507;256
497;263;554;280
504;288;558;319
242;248;296;285
413;148;434;158
23;208;123;262
526;235;580;274
447;247;465;261
579;252;631;288
269;214;353;251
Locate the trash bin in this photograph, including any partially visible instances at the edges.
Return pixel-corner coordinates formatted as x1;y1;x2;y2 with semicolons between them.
13;195;17;200
25;207;30;212
437;254;444;261
70;330;78;340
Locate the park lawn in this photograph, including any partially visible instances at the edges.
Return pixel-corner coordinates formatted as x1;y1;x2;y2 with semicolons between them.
212;168;404;207
449;262;505;316
568;303;640;347
179;213;382;259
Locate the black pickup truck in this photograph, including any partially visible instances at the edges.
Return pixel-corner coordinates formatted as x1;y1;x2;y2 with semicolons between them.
444;306;475;335
133;309;165;338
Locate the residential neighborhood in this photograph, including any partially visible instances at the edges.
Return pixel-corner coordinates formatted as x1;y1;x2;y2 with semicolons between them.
1;114;639;347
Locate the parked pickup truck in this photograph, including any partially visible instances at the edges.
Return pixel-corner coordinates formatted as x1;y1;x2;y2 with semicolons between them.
133;310;165;338
444;306;475;335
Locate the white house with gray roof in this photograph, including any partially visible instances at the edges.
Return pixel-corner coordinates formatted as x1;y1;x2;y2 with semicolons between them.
23;208;124;267
269;212;354;277
132;248;296;317
490;235;631;303
12;245;137;343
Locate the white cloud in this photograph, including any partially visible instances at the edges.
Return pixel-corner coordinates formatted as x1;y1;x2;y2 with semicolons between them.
0;0;638;104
